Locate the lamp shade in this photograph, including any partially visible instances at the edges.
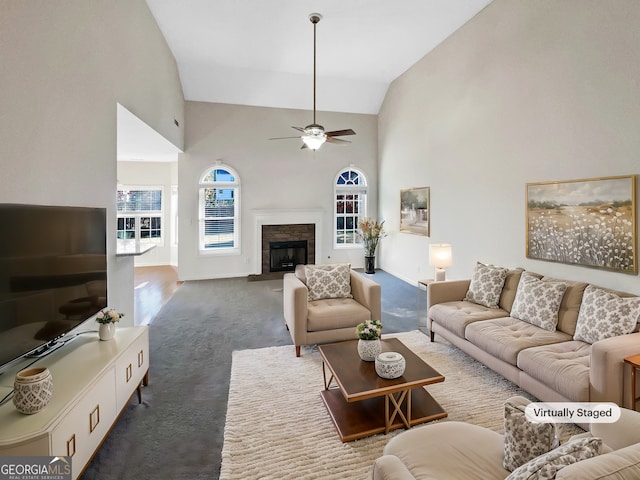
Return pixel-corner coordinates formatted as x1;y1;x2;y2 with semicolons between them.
429;244;452;269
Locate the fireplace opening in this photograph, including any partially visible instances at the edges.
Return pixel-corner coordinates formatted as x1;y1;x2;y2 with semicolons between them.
269;240;308;272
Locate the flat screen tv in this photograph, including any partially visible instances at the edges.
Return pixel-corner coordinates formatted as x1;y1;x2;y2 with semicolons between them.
0;204;107;369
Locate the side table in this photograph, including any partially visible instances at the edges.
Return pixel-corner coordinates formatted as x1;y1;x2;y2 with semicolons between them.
417;279;435;335
624;354;640;411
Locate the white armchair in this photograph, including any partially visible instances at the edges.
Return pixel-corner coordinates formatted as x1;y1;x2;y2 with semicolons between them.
283;265;381;357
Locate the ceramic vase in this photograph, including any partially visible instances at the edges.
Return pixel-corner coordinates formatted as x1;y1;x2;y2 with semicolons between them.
364;256;376;274
357;338;381;361
13;367;54;414
99;323;116;341
375;351;406;379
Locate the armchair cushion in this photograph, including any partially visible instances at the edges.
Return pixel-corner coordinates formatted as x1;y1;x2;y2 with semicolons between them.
305;263;353;301
381;421;510;480
307;298;371;331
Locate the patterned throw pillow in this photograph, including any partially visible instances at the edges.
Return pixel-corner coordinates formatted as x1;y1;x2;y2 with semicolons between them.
464;262;509;308
573;285;640;344
305;264;353;302
510;273;567;332
505;437;602;480
503;396;560;472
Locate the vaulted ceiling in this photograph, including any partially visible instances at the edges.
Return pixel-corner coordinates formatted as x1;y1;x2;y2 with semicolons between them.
145;0;493;115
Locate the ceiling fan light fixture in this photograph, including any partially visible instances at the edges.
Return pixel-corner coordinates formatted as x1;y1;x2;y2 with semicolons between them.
269;13;356;150
302;133;326;150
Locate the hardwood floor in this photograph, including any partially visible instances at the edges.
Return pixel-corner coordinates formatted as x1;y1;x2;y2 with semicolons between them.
133;265;182;325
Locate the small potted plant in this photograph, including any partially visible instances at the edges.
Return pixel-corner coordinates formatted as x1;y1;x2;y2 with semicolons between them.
358;218;385;274
96;309;124;341
356;319;382;361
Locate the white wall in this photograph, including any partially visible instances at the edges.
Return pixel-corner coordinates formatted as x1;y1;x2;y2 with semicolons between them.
0;1;185;324
178;102;378;280
117;161;178;267
378;0;640;294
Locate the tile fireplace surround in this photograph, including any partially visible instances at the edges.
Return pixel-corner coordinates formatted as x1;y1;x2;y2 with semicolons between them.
252;209;323;277
262;224;315;273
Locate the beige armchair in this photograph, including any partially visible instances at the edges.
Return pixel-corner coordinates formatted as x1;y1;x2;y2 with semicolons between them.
283;265;381;357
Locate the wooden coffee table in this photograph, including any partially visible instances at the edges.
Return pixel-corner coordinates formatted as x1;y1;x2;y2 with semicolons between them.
318;337;447;442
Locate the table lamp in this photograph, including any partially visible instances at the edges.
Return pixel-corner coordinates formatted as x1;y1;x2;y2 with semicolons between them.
429;244;452;281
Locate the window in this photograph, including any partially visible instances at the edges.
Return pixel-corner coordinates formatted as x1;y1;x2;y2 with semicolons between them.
199;165;240;253
334;167;367;247
116;187;163;244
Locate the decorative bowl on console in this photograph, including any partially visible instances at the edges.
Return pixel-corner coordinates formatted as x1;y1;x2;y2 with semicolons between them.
13;367;54;414
375;351;406;379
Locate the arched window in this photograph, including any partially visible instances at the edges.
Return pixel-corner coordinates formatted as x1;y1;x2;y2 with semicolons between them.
334;167;368;247
199;164;240;253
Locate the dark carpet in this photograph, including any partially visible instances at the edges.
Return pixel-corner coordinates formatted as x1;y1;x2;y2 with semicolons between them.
81;269;423;479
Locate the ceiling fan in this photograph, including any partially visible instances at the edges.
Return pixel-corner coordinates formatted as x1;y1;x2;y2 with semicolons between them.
269;13;356;150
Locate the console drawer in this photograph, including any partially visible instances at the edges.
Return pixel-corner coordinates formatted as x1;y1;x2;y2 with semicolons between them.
115;328;149;408
51;367;117;479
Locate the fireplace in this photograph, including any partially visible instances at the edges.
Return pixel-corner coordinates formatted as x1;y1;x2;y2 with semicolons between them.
251;210;322;280
269;240;308;272
259;223;315;275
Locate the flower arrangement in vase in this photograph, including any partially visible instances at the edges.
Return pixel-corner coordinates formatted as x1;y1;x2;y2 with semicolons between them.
96;309;124;341
356;319;382;361
358;218;385;274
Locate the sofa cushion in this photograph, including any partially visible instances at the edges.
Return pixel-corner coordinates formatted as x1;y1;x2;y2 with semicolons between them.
499;269;527;313
304;263;353;301
464;262;509;308
510;272;567;332
540;277;588;336
517;341;591;402
465;317;572;366
383;421;511;480
573;285;640;344
429;301;510;338
503;395;560;471
556;443;640;480
307;298;370;332
506;436;602;480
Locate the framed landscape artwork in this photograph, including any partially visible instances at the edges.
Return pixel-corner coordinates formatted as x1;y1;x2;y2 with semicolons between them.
400;187;430;237
526;175;637;274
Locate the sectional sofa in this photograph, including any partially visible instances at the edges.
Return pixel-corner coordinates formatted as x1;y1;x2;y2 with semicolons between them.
427;264;640;409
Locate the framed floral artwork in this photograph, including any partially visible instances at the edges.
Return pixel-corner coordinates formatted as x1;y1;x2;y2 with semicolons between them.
400;187;430;237
526;175;637;274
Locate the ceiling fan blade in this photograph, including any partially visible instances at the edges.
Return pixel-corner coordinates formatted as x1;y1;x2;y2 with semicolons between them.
326;129;356;137
291;126;306;133
325;136;351;145
269;136;302;140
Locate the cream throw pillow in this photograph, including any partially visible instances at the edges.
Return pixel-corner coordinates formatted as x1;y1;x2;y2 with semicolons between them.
464;262;509;309
305;264;353;301
573;285;640;344
505;436;602;480
510;272;567;332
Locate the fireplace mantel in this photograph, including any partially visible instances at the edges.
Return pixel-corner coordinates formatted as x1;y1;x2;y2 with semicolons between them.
253;209;324;274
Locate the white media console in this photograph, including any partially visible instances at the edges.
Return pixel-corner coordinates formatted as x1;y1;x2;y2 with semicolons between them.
0;326;149;479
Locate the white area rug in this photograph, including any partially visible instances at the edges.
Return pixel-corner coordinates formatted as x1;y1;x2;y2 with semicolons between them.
220;331;581;479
